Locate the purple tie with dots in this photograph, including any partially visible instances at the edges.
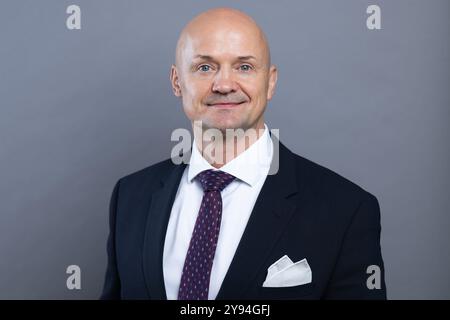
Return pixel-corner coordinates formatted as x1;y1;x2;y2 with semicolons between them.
177;169;236;300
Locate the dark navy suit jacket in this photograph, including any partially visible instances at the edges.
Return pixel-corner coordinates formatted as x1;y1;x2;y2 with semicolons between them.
100;139;386;299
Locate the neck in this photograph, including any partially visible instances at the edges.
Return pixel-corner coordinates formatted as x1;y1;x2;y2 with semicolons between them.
193;121;265;168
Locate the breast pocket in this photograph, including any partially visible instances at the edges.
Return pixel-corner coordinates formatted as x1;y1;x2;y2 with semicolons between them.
258;282;315;300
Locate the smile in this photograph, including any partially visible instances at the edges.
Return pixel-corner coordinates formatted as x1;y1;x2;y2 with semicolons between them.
207;102;246;109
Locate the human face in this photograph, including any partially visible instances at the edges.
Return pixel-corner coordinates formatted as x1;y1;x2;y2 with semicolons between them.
171;18;277;132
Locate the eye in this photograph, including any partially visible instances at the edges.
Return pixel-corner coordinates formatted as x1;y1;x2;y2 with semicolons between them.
239;64;253;72
198;65;212;72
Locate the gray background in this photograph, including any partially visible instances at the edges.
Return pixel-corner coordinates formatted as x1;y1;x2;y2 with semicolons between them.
0;0;449;299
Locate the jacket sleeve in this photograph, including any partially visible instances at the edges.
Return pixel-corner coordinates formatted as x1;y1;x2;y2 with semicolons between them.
324;192;387;299
99;179;122;299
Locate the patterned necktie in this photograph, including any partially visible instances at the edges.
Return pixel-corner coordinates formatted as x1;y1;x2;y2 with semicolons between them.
177;169;236;300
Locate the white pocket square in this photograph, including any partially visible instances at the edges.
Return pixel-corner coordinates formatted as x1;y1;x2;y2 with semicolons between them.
262;255;312;288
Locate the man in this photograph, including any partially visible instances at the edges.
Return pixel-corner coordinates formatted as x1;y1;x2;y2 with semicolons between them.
100;7;386;300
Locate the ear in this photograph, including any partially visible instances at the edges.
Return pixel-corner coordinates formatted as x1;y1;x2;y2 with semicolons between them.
170;65;182;97
267;65;278;101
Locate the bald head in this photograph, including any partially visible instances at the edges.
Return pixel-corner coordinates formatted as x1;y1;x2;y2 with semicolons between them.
175;7;271;69
170;7;278;133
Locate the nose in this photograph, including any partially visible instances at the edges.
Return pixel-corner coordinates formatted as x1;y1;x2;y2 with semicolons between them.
212;68;239;94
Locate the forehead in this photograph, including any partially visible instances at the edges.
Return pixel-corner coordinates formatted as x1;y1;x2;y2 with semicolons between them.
180;24;267;63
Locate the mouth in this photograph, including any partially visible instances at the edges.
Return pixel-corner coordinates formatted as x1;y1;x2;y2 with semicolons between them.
207;101;247;109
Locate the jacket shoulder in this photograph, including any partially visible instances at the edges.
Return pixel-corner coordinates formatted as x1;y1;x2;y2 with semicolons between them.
116;158;178;190
288;150;376;202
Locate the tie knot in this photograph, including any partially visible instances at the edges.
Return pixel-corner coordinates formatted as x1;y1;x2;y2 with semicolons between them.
195;169;236;192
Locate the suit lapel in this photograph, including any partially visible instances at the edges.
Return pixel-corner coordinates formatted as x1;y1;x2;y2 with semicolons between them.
215;141;300;299
142;161;186;299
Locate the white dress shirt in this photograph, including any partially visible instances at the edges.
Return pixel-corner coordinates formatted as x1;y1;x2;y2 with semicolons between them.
163;124;273;300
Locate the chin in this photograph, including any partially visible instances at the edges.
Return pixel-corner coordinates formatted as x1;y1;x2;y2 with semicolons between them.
204;117;250;131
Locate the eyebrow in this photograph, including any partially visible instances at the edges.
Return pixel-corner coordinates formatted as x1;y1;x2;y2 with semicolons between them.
192;55;257;62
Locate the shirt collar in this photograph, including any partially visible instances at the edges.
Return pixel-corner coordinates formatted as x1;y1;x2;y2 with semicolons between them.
187;124;273;187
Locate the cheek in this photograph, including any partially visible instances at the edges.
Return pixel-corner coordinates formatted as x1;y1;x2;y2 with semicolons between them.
244;73;268;94
183;80;210;105
242;82;267;107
